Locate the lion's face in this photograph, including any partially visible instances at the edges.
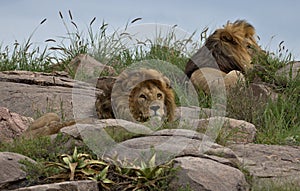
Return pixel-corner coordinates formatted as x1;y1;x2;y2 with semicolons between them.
110;68;176;123
129;81;166;122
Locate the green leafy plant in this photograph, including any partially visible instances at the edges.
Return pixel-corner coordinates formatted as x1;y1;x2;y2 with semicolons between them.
109;154;175;191
45;147;112;183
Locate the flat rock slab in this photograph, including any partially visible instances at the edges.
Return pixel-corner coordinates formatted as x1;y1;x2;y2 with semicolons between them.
0;71;98;120
230;143;300;186
12;180;98;191
0;152;36;187
170;156;249;191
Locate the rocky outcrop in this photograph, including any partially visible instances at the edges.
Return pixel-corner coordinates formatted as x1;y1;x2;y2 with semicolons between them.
0;70;97;120
59;121;248;190
171;156;249;191
177;115;257;144
0;152;36;190
51;54;116;78
12;180;98;191
0;107;33;143
230;143;300;187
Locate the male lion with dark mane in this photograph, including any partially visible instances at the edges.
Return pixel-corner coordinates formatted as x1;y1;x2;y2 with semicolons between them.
95;68;176;123
185;20;263;94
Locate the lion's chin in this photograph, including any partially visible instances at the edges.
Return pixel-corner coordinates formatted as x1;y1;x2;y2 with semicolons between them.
150;115;162;121
146;116;163;129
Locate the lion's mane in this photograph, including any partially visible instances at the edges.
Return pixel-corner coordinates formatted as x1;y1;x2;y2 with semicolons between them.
95;68;176;122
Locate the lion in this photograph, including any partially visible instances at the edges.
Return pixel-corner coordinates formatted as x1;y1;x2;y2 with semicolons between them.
184;20;263;94
95;68;176;123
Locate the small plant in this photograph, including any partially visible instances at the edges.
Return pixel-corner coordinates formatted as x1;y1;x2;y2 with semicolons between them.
44;148;175;191
109;153;175;191
45;147;112;182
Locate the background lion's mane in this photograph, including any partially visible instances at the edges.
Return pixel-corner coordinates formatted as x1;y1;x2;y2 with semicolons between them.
184;20;262;78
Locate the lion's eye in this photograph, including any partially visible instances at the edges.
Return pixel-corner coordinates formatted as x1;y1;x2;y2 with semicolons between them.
139;94;147;100
157;93;162;99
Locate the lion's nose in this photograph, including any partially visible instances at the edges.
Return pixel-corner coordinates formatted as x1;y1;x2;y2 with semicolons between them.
150;105;160;112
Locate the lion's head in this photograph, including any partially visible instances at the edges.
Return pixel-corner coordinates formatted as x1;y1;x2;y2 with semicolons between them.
185;20;263;78
95;68;176;123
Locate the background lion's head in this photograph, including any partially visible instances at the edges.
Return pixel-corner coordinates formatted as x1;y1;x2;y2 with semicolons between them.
185;20;263;78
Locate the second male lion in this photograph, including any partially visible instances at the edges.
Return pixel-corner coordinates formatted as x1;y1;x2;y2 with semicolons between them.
185;20;263;94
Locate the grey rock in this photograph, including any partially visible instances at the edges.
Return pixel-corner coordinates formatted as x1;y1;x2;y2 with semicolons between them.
0;71;98;120
0;152;35;187
230;143;300;187
105;128;240;167
180;116;257;144
0;107;33;143
276;61;300;80
170;156;249;191
69;54;116;78
13;180;98;191
249;83;278;101
175;106;217;120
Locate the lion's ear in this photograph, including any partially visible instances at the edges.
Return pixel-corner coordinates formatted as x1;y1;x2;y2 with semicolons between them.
162;76;172;88
220;31;237;45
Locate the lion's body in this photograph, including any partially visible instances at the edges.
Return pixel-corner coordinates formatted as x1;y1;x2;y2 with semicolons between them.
185;20;262;94
95;69;176;122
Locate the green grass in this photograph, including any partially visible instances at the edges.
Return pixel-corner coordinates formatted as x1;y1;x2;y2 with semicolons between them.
251;179;300;191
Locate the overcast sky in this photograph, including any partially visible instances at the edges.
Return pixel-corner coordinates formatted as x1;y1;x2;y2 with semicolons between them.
1;0;300;59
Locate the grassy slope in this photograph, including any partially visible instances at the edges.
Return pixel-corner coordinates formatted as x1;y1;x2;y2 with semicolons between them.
0;16;299;146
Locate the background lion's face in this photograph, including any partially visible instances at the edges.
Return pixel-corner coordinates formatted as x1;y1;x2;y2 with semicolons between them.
129;81;166;122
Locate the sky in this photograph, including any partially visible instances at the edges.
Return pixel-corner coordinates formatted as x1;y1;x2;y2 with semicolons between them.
1;0;300;59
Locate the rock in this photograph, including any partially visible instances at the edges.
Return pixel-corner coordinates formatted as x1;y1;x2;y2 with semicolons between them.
60;118;154;147
68;54;116;78
249;83;278;101
229;143;300;187
0;71;98;120
175;106;214;120
182;117;256;144
57;123;249;190
50;54;116;79
0;107;33;143
0;152;36;189
59;120;241;166
109;135;240;167
174;107;256;144
276;61;300;81
99;126;248;190
170;156;249;191
104;128;240;167
74;125;248;190
13;180;98;191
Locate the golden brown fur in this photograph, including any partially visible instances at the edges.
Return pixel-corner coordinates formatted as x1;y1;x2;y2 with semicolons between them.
95;68;176;122
184;20;263;94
